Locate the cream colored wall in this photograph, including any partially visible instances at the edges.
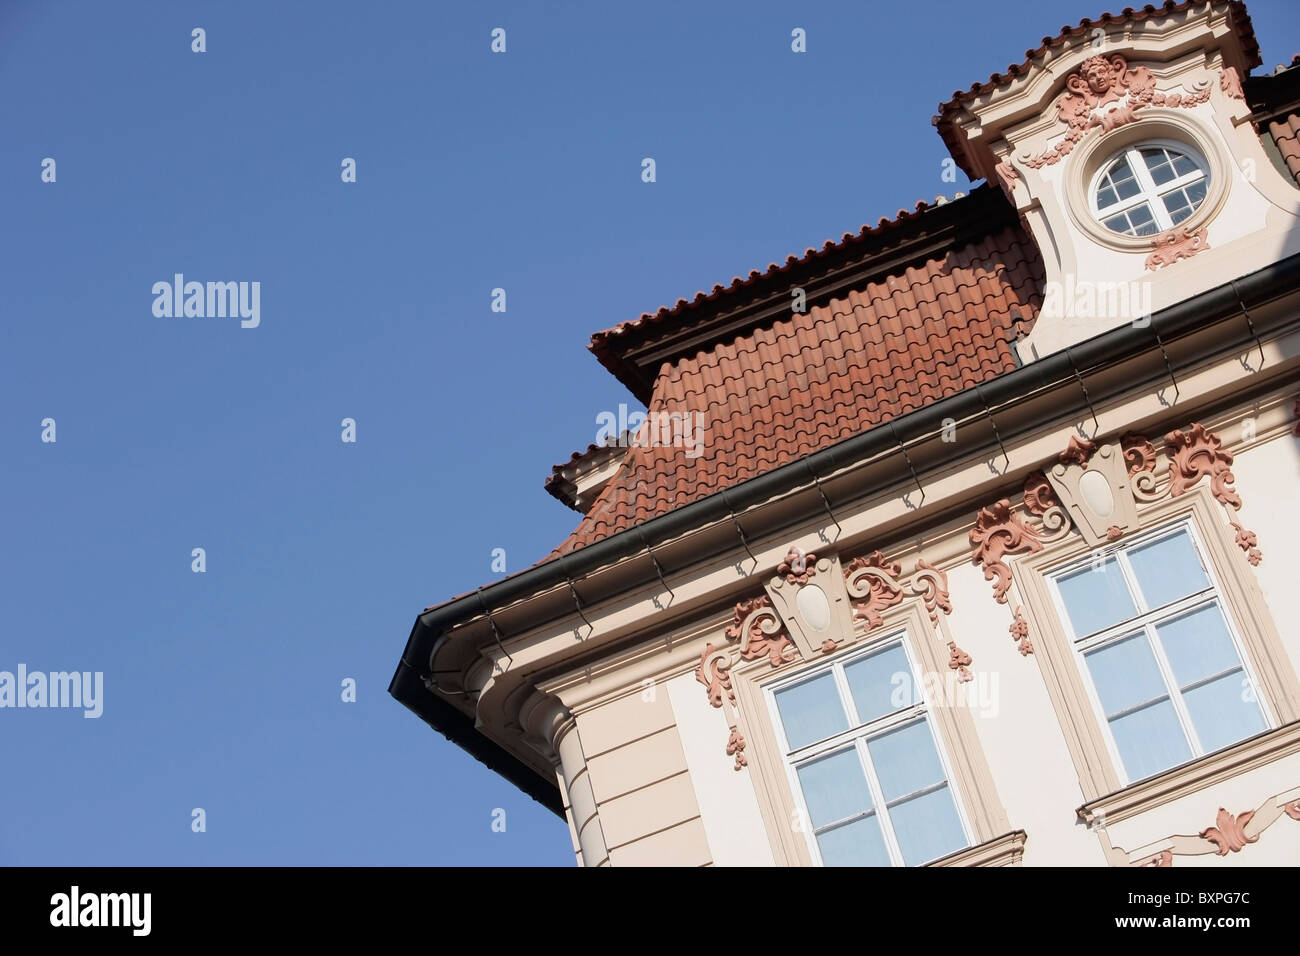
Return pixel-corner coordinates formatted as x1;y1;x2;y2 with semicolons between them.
665;672;776;866
944;562;1109;866
1232;429;1300;676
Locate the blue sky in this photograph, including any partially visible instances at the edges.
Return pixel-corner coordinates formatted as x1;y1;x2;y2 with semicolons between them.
2;1;1296;866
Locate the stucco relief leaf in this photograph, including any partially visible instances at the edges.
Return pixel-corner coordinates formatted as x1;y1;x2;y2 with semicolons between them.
1146;227;1210;271
1201;807;1257;856
909;559;952;626
724;596;796;667
970;500;1043;604
844;552;905;628
1165;424;1240;507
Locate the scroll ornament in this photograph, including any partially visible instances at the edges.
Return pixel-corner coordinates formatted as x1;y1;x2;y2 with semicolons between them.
1019;54;1215;171
1095;790;1300;867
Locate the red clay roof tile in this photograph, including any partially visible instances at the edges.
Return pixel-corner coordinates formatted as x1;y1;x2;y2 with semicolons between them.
547;222;1045;557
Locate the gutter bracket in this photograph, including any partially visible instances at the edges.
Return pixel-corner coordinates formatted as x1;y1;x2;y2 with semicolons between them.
889;420;926;509
636;525;675;609
804;459;843;540
1064;346;1100;439
1231;279;1266;372
1151;324;1180;406
476;587;513;672
722;487;759;574
559;555;594;640
975;383;1011;475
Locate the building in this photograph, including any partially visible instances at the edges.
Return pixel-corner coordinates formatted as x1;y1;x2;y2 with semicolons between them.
390;0;1300;866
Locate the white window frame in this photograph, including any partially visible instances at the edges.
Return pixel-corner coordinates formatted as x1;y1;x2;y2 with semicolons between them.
762;630;973;866
1088;140;1210;236
1046;518;1275;788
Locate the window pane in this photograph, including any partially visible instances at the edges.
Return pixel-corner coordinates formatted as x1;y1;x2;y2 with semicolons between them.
1057;558;1137;637
1109;699;1192;781
1096;185;1118;209
796;748;871;828
1127;530;1208;609
843;642;912;724
1171;152;1198;176
1157;603;1240;686
1183;673;1266;754
1128;203;1157;234
1084;632;1166;715
774;673;847;750
1143;147;1177;185
888;785;966;866
868;719;945;802
815;815;890;867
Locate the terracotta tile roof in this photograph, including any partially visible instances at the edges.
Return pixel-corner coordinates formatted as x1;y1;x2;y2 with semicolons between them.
548;219;1045;557
1269;113;1300;187
591;199;943;350
933;1;1261;175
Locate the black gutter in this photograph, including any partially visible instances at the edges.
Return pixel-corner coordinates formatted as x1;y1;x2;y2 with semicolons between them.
390;249;1300;815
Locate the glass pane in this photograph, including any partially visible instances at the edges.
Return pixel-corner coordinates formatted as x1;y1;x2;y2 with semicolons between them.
1183;672;1266;754
1157;603;1239;686
1127;529;1208;609
1104;213;1132;233
888;785;966;866
1129;203;1156;232
796;748;871;828
1172;152;1198;176
774;673;847;750
815;814;890;867
843;642;913;724
868;719;946;802
1144;148;1177;185
1096;185;1118;209
1056;558;1137;637
1084;632;1166;715
1187;179;1207;203
1109;698;1192;781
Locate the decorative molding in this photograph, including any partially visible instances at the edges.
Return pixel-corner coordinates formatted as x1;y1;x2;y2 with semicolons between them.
1120;432;1157;478
1009;605;1033;656
928;829;1027;867
1058;435;1097;468
1200;807;1257;856
912;559;952;627
1023;470;1072;542
1166;423;1261;564
776;545;817;584
994;160;1019;200
1219;66;1245;101
724;596;796;668
1077;720;1300;828
969;500;1043;604
1095;787;1300;867
844;552;906;628
947;642;974;682
1046;439;1141;546
1020;55;1213;170
1145;226;1210;271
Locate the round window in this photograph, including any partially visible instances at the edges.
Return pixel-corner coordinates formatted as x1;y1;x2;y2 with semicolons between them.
1090;143;1210;237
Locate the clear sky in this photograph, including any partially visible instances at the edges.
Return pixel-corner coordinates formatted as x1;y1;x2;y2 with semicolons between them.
2;1;1297;866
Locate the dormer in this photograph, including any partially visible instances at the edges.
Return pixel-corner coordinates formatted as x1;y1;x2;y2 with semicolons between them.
935;0;1300;360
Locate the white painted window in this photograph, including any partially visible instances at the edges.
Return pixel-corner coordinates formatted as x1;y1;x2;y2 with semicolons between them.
1048;521;1269;785
1090;142;1209;237
765;635;970;866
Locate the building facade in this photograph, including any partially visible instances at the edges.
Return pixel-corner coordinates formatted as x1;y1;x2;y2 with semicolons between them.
391;0;1300;866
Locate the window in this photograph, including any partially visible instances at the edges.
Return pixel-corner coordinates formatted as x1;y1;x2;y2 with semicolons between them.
765;636;970;866
1090;143;1209;237
1049;522;1269;785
